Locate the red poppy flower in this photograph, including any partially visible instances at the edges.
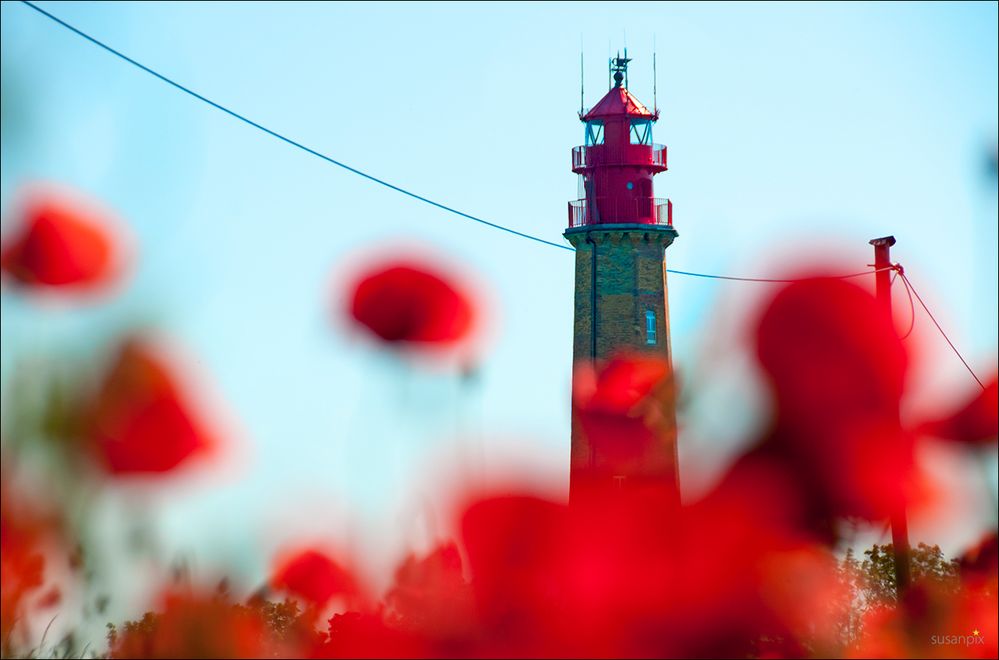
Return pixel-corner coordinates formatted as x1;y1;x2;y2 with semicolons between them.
271;547;357;607
753;277;915;522
667;455;845;657
347;261;474;347
456;479;827;658
459;495;566;654
109;590;270;659
1;188;124;290
0;479;63;645
573;351;671;414
959;531;998;594
851;580;998;660
299;473;840;657
0;529;45;643
88;339;216;474
918;374;998;446
756;277;907;429
318;611;431;659
384;542;474;639
571;353;677;497
460;492;673;656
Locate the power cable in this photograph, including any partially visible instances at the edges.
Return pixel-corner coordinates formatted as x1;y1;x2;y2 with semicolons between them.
900;272;986;390
16;2;990;393
663;266;893;282
894;270;916;341
15;3;917;287
19;1;573;252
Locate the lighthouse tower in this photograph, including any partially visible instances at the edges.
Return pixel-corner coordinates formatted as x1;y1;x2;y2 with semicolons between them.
565;53;679;503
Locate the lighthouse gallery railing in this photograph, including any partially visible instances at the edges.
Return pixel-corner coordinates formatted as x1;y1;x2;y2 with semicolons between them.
568;198;673;228
571;144;668;171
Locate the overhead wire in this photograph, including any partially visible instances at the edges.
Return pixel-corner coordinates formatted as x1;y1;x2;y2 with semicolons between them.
893;270;916;341
16;1;990;391
663;266;894;282
13;4;919;285
21;2;908;284
900;272;986;391
19;1;573;252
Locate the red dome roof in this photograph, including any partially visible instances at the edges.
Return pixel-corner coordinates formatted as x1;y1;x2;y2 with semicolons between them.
582;86;656;121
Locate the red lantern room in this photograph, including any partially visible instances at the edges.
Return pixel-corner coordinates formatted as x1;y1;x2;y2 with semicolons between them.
569;53;672;227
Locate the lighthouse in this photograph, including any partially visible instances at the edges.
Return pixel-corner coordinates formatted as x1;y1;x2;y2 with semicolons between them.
565;53;680;504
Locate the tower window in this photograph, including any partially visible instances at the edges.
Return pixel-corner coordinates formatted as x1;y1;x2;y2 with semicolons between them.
630;119;653;145
645;310;657;345
585;120;604;146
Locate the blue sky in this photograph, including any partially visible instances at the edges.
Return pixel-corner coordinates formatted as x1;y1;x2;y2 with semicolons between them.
2;0;997;596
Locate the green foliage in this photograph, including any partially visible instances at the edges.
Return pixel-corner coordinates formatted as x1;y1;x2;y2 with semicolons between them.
252;599;311;646
105;613;158;654
103;596;313;659
855;542;959;607
833;547;865;647
833;541;961;649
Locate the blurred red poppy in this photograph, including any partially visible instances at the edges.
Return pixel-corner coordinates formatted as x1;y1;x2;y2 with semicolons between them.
1;189;124;290
851;579;998;660
88;339;216;474
0;479;63;646
918;374;998;446
670;456;845;657
754;277;915;522
0;532;45;644
271;548;357;608
455;469;839;658
573;352;671;414
109;590;270;659
317;611;430;659
384;542;474;640
347;262;474;347
459;495;567;655
571;353;678;498
958;531;998;594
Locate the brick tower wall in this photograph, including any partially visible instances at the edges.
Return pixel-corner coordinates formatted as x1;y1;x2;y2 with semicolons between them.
564;224;680;503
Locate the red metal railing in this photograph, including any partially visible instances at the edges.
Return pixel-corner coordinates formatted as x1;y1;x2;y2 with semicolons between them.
568;197;673;228
572;144;667;171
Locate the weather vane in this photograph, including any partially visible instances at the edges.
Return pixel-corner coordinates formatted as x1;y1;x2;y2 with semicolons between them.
610;48;631;88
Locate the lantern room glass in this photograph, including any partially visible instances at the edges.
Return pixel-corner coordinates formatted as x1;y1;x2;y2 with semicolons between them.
630;119;653;145
585;120;605;146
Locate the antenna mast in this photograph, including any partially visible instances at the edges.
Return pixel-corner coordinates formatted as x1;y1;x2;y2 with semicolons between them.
623;47;629;88
580;47;585;115
653;36;658;113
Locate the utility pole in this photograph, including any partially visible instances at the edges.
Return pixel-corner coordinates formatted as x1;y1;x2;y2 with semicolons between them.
870;235;911;596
